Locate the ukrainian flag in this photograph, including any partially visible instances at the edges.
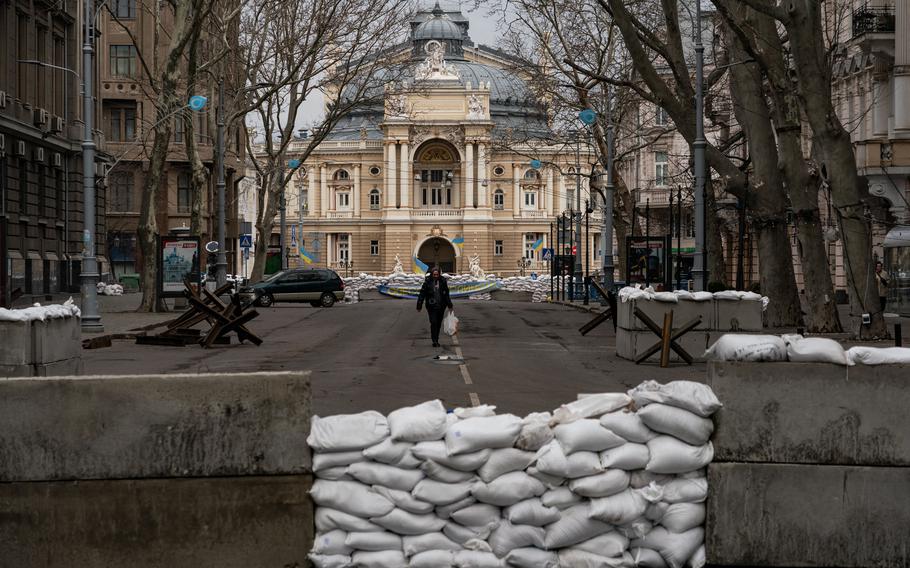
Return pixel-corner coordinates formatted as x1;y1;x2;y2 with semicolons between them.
413;256;429;275
532;236;544;252
452;236;465;252
299;245;314;265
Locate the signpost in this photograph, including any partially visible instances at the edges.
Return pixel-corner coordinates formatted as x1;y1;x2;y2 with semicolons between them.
239;234;252;249
542;248;554;261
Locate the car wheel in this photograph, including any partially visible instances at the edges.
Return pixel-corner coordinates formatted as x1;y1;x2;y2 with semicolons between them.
256;293;274;307
320;292;336;308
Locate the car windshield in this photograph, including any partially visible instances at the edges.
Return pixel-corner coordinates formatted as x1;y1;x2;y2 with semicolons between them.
262;271;287;283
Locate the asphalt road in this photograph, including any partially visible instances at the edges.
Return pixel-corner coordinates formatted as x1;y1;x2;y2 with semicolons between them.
83;299;706;416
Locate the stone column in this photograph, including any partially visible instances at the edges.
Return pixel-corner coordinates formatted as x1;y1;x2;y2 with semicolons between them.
320;165;328;216
512;163;521;215
307;168;316;217
873;74;891;137
894;0;910;134
464;143;475;208
559;171;567;212
386;142;397;207
476;143;487;207
546;167;554;215
353;164;361;216
400;141;410;208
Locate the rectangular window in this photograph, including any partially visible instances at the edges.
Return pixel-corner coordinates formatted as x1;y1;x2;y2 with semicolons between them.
494;240;503;256
337;192;350;209
36;25;48;109
174;117;185;143
177;172;191;214
109;171;135;212
113;0;137;19
17;13;29;102
370;240;379;256
432;187;443;205
430;170;444;182
524;191;536;208
655;106;669;126
654;151;669;187
524;234;541;260
37;165;47;217
105;102;137;141
109;45;137;78
369;190;380;209
337;234;349;262
422;187;427;206
53;36;65;116
494;190;504;210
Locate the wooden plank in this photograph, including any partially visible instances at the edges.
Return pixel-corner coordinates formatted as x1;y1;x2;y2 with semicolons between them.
660;311;674;368
579;309;613;336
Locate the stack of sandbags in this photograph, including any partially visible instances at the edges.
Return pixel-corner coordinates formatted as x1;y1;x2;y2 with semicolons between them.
308;381;721;568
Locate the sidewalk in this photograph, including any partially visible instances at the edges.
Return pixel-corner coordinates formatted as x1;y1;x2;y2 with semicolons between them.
79;293;177;337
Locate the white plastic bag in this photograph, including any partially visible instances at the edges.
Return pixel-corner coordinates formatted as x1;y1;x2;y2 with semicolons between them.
703;334;787;363
454;550;504;567
551;394;633;425
628;380;723;418
637;404;714;446
557;549;634;568
515;413;554;451
659;477;708;504
444;309;459;336
362;438;414;466
445;414;523;455
313;450;365;472
541;486;584;510
630;547;668;568
655;502;706;533
645;437;714;474
782;334;849;365
410;550;456;567
309;480;394;518
388;399;448;442
572;532;630;558
436;496;477;519
471;471;546;507
308;411;390;452
315;466;352;481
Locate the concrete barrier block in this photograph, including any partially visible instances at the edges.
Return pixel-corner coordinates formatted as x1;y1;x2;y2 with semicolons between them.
617;299;714;331
714;299;763;331
32;316;81;364
0;371;312;482
707;462;910;567
0;320;32;366
33;358;83;377
616;329;712;362
0;364;33;378
708;361;910;465
0;474;314;568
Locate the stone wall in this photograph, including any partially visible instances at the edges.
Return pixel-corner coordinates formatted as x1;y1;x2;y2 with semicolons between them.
0;316;82;377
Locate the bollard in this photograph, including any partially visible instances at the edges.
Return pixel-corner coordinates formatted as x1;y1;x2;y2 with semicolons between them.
896;323;903;348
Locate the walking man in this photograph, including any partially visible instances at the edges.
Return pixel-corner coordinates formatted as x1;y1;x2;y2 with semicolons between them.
875;261;890;312
417;266;453;347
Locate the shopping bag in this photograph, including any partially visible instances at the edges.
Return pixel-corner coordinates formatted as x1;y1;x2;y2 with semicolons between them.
443;309;459;336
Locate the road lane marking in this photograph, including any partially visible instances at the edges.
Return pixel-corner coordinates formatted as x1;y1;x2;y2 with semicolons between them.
459;364;473;385
469;392;480;406
452;334;477;404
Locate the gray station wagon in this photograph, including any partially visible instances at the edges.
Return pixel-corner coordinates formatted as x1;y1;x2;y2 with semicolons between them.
242;269;345;308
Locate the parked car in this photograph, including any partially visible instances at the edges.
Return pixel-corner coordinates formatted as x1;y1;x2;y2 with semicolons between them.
241;269;345;308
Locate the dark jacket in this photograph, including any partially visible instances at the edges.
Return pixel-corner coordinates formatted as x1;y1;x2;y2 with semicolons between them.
417;275;454;311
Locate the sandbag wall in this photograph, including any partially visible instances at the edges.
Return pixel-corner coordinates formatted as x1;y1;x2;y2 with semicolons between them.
308;380;720;568
343;274;561;303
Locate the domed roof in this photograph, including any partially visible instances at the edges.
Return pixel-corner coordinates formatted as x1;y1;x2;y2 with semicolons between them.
413;15;463;42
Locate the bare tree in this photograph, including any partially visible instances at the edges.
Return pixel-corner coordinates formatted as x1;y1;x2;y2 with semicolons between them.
241;0;414;282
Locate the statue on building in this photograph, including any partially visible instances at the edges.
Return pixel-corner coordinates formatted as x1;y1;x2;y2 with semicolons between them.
392;254;405;275
469;254;486;280
386;94;408;119
415;40;460;81
467;93;485;120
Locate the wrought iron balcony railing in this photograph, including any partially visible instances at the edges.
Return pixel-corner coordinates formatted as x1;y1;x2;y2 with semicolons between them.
853;5;895;37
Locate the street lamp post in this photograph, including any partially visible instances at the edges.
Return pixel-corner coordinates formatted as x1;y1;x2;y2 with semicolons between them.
215;79;228;287
692;0;708;291
602;109;615;291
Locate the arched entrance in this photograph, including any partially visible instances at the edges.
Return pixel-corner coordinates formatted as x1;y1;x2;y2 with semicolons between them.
412;139;461;208
418;237;456;273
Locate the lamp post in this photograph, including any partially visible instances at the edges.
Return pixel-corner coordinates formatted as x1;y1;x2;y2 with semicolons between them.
692;0;707;292
215;79;228;286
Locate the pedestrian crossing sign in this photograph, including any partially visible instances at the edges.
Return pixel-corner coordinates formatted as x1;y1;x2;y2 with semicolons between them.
542;248;554;261
239;234;252;248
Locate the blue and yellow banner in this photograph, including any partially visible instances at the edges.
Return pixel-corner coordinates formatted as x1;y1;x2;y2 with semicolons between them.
532;236;544;252
379;280;500;299
412;256;430;275
452;236;465;252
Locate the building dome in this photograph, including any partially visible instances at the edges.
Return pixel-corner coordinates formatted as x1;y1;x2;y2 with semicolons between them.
412;2;465;58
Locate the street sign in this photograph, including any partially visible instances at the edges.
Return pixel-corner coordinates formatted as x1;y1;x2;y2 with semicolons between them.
239;234;253;248
542;248;554;261
572;245;578;255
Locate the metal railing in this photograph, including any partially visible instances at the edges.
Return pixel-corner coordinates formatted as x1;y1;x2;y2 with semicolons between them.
412;209;463;218
327;211;353;219
853;5;895;36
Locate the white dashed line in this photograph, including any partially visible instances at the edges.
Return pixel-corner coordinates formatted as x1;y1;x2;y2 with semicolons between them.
459;364;473;385
469;392;481;406
452;334;478;404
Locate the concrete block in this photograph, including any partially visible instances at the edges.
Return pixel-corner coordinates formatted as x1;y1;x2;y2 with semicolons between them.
0;371;312;482
0;364;33;378
617;299;714;331
0;474;314;568
707;462;910;567
0;320;32;365
714;298;763;331
31;316;81;363
33;358;83;377
616;328;712;362
708;361;910;465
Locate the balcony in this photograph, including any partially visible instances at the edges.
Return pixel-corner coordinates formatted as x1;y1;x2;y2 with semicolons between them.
636;189;672;207
853;6;895;37
520;210;547;219
327;211;353;219
412;209;463;219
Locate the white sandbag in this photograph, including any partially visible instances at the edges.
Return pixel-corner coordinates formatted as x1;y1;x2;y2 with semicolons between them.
362;438;413;465
412;478;475;506
535;441;603;479
312;530;352;555
370;508;446;535
462;538;494;553
573;532;630;558
782;334;848;365
631;547;668;568
488;521;546;558
541;486;583;509
505;547;559;568
688;544;706;568
445;414;523;455
652;292;678;303
315;507;382;532
589;488;650;525
444;522;497;544
569;469;630;498
388;399;448;442
394;451;422;469
656;503;705;533
310;480;394;518
344;530;402;551
712;290;740;301
471;471;545;506
599;411;657;443
554;419;626;453
454;550;505;567
503;498;561;526
628;380;723;418
346;462;424;492
402;533;462;557
314;450;366;472
637;404;714;446
600;443;651;470
436;496;477;519
422;460;478;483
617;519;653;540
477;448;537;482
351;549;407;568
703;334;787;363
454;405;497;418
846;346;910;365
409;550;456;567
551;394;633;425
558;549;634;568
451;503;501;527
526;467;565;489
309;554;352;568
645;437;714;474
630;470;674;489
315;466;351;481
543;503;613;548
412;441;492;471
308;411;390;452
515;412;554;451
659;477;708;504
645;501;669;522
632;527;704;568
371;485;435;514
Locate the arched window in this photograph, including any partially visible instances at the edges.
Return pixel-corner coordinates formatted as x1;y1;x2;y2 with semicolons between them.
333;169;349;181
369;189;381;210
524;169;540;181
493;189;504;210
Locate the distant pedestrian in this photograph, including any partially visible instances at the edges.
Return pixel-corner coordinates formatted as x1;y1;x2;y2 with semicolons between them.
417;265;453;347
875;261;890;312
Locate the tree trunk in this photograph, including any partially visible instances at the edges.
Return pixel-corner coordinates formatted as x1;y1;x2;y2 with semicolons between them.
250;174;280;281
184;32;208;241
705;178;728;288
